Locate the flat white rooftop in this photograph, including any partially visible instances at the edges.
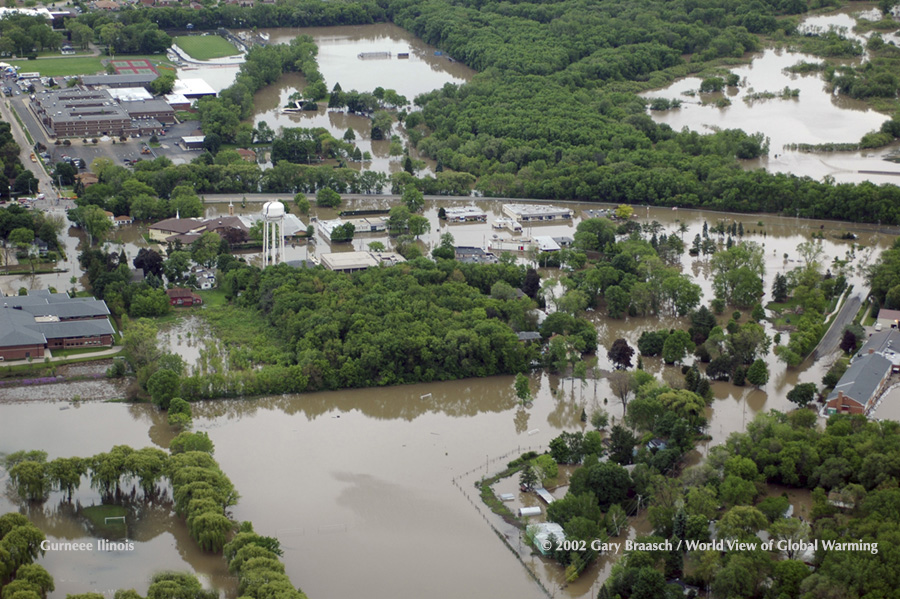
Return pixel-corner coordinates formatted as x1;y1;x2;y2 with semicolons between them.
503;203;573;218
173;78;217;98
107;87;153;102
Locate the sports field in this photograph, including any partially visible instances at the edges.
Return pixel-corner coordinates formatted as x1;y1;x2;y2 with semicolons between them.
173;35;240;60
8;57;105;77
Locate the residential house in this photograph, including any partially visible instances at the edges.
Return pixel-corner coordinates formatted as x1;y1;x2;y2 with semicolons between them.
236;148;257;162
166;288;202;306
876;308;900;330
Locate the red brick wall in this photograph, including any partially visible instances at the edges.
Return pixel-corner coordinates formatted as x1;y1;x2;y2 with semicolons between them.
0;344;45;361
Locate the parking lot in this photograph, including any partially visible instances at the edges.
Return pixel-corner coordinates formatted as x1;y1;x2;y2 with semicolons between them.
36;119;205;172
6;76;206;175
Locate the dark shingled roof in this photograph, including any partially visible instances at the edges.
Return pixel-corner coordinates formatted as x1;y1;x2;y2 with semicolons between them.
826;352;893;408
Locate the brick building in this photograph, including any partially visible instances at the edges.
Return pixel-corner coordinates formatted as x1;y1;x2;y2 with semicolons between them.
31;89;173;138
0;291;114;361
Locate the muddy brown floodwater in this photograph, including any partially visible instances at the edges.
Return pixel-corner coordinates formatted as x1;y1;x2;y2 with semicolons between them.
1;202;898;598
178;23;476;178
642;7;900;184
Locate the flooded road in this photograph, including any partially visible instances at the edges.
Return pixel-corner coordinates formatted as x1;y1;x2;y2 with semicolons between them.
643;8;900;184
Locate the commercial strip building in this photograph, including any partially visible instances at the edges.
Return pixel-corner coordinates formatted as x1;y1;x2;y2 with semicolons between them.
318;251;406;273
0;290;114;360
443;206;487;223
318;217;386;241
30;88;174;138
502;203;573;223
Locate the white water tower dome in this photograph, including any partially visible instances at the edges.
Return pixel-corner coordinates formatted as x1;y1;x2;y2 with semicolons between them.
263;201;285;220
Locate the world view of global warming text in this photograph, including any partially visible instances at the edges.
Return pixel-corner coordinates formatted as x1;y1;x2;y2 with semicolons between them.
539;538;879;555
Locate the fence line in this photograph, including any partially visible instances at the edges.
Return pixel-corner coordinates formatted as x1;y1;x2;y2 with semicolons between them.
450;445;553;598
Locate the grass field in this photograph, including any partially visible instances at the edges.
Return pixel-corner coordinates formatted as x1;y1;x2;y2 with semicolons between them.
8;57;105;77
173;35;240;60
82;505;129;538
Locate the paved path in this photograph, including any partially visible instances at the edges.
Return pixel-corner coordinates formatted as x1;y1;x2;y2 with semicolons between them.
0;345;122;368
811;292;863;360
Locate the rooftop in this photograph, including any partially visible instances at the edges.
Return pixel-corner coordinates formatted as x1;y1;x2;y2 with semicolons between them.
0;291;113;348
172;78;217;98
503;203;573;216
81;73;158;86
106;87;154;102
827;352;893;408
150;217;203;234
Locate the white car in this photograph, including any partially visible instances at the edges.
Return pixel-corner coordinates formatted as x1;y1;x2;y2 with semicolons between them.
36;193;45;200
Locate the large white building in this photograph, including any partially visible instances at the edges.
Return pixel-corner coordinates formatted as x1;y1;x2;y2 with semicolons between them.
502;204;573;222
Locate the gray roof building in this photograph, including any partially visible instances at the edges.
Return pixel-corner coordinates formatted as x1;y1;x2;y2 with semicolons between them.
826;352;893;414
0;291;115;359
0;309;47;348
81;73;158;89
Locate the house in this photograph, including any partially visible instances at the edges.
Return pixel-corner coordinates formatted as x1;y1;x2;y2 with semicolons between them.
93;0;121;9
31;239;49;256
148;217;203;242
104;211;115;224
75;173;99;187
0;290;114;360
114;215;133;226
516;331;542;343
190;266;216;290
236;148;257;162
876;308;900;330
166;288;202;307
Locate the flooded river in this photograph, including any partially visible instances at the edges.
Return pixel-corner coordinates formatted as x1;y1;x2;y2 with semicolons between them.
643;7;900;184
2;200;897;598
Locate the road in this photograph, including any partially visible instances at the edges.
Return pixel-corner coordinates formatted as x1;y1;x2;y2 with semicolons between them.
197;192;556;204
811;293;863;360
0;97;57;202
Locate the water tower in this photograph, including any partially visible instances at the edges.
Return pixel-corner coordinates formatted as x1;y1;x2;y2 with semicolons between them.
262;201;285;266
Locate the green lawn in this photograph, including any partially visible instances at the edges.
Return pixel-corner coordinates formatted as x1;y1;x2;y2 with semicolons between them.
173;35;240;60
51;347;113;358
197;289;228;308
8;57;106;77
82;505;129;538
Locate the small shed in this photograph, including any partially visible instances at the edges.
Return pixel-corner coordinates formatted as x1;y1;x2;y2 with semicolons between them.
535;488;556;504
519;506;541;517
